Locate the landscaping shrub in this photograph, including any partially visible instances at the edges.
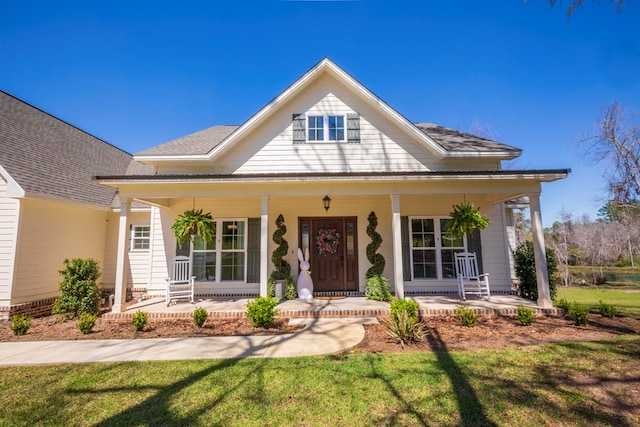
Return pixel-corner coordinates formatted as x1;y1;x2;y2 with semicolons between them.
554;297;571;311
365;275;392;302
568;302;589;326
514;241;559;301
10;314;33;336
390;298;419;321
77;313;97;334
132;310;148;332
598;300;617;318
284;277;297;300
52;258;101;319
516;305;535;326
246;297;280;328
193;307;209;328
381;310;424;348
455;305;478;327
365;211;386;279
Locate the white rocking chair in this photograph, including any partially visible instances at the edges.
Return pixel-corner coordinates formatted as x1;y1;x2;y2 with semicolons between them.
165;256;195;306
455;251;490;300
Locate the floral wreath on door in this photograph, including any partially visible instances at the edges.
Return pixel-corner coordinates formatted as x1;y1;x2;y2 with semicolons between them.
316;228;340;255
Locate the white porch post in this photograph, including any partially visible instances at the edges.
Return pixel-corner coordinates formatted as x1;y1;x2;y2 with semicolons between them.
112;198;130;313
529;192;552;308
260;196;269;297
390;194;405;299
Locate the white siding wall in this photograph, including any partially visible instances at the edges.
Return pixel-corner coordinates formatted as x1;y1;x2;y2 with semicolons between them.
103;210;151;291
11;199;109;304
0;177;19;305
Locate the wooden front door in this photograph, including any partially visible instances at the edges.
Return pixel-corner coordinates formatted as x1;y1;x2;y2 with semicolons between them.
299;217;358;293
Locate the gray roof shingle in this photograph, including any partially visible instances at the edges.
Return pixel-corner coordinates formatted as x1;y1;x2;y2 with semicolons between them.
0;91;132;207
414;123;521;154
135;125;239;156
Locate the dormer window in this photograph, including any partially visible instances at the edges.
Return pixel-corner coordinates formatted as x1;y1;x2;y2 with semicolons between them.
308;115;345;141
293;113;360;144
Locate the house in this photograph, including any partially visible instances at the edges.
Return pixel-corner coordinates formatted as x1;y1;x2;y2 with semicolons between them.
0;90;133;319
95;58;568;312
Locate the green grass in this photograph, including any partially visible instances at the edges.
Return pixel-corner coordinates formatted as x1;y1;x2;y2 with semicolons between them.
1;336;638;426
557;287;640;318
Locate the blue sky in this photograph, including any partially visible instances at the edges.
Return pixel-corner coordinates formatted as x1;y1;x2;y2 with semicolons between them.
2;0;639;226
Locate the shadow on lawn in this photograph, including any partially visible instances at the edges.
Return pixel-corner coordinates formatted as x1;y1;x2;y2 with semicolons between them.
426;328;497;426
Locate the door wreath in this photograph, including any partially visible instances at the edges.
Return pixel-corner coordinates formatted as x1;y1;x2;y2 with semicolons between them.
316;228;341;255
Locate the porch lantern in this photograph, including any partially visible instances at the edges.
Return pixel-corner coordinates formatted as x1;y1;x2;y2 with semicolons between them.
323;195;331;212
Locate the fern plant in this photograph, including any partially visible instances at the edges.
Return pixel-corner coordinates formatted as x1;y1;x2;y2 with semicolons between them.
171;209;215;249
448;202;490;239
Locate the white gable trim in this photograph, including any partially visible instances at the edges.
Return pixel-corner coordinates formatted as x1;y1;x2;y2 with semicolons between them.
135;58;453;163
0;165;25;198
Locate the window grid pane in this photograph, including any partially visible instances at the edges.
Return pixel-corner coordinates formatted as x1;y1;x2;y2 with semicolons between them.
328;115;344;141
193;252;216;281
308;116;324;141
412;249;437;279
221;252;245;281
222;221;245;250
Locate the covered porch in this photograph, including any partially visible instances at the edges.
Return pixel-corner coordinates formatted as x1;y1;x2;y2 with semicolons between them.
102;294;563;320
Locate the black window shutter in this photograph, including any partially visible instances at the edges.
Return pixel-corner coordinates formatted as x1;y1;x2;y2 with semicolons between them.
292;113;306;143
401;216;411;281
347;113;360;143
467;229;484;274
247;218;261;283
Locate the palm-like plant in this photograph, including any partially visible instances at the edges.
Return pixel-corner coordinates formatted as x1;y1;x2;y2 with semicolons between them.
171;209;215;248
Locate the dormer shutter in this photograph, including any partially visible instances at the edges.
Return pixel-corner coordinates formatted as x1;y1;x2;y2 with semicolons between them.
347;113;360;143
292;113;306;143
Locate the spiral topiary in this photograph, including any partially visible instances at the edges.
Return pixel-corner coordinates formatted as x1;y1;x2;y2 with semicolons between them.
366;211;386;279
270;214;291;281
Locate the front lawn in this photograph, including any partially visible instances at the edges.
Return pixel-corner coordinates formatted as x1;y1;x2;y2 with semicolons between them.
1;336;638;426
557;287;640;318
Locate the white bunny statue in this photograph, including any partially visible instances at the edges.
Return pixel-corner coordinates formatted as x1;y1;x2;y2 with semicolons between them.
297;248;314;300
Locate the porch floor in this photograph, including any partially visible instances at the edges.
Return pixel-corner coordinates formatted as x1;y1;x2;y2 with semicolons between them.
103;295;562;320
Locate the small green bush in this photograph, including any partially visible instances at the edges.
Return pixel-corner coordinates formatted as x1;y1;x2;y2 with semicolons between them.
516;305;535;326
10;314;33;336
455;305;478;327
554;297;571;311
365;275;392;302
382;310;424;348
132;310;148;332
193;307;209;328
52;258;101;319
568;302;589;326
514;241;559;301
390;298;419;322
284;277;297;300
598;300;617;318
77;313;97;334
246;297;280;328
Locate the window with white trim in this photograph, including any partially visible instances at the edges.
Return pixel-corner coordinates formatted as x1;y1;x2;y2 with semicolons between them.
307;115;345;141
192;220;246;282
410;218;466;279
130;225;150;250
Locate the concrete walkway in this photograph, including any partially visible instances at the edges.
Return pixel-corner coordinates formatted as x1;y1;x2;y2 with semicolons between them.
0;318;376;366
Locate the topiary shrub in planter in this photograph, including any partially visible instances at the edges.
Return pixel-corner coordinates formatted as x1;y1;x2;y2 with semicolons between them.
52;258;101;319
246;297;280;328
514;240;559;301
365;275;392;302
268;214;296;299
365;211;386;279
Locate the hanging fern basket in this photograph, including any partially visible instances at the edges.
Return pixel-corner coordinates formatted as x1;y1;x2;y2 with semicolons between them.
448;201;490;239
171;209;216;249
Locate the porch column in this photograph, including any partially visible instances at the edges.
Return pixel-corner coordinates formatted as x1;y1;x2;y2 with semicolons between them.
529;192;552;308
260;196;269;297
112;198;130;313
390;195;405;299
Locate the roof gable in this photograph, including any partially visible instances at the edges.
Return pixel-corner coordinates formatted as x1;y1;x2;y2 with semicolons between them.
0;91;132;207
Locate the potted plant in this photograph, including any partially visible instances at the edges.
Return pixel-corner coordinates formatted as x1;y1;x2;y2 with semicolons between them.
171;208;216;248
448;201;490;239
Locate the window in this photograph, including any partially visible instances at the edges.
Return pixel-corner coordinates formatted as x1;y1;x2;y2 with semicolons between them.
307;115;345;141
192;219;246;282
130;225;150;250
410;218;466;280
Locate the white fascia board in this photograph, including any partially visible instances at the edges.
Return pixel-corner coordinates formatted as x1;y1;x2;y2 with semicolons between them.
0;165;25;198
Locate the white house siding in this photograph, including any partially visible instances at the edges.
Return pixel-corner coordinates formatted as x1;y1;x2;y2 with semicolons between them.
0;177;19;305
146;206;169;295
153;74;502;176
102;210;151;291
11;198;109;304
